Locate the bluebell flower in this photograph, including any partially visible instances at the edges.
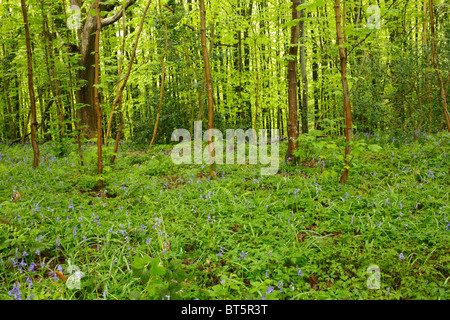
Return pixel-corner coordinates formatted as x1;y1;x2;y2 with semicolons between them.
19;258;27;268
8;282;21;300
28;262;36;272
26;277;33;289
239;251;247;260
266;285;274;295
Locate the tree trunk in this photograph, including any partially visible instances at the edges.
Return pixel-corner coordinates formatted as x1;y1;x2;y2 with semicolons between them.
72;0;136;139
429;0;450;132
20;0;40;167
199;0;216;179
94;0;103;187
110;0;151;158
41;4;65;143
286;0;300;162
335;0;353;184
106;7;127;145
299;3;308;134
63;3;84;165
149;0;168;150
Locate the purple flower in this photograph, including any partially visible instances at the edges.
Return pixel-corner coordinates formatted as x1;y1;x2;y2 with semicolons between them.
239;251;247;260
216;247;225;257
19;258;27;268
8;282;22;300
399;253;404;261
266;285;274;295
26;277;33;288
28;262;36;272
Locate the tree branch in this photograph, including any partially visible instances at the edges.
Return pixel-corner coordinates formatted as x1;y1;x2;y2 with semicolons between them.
101;0;137;27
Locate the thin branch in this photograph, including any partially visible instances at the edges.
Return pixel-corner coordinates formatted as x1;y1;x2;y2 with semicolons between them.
101;0;136;27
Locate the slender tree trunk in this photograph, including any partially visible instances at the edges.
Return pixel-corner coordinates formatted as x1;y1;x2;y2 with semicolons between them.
41;3;65;144
20;0;39;167
63;3;84;165
199;0;216;179
429;0;450;132
94;0;103;187
149;0;168;150
299;3;308;134
5;81;18;140
253;37;259;140
109;0;152;162
335;0;353;184
286;0;300;162
21;110;31;146
105;7;127;145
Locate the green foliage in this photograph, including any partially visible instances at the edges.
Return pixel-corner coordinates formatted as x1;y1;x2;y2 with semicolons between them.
130;255;188;300
0;132;448;300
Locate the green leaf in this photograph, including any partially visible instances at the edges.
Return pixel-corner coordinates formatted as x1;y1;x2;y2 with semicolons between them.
132;255;151;270
367;144;382;153
150;258;166;276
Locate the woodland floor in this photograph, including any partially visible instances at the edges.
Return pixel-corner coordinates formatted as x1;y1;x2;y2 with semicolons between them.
0;131;449;300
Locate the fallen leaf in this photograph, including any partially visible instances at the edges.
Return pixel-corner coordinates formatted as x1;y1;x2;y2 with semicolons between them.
12;193;22;202
54;271;67;281
308;274;319;290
